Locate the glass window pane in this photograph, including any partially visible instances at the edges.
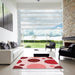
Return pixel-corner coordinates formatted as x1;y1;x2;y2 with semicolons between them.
19;10;63;40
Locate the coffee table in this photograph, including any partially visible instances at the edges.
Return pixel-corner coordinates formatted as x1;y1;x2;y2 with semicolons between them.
34;49;49;57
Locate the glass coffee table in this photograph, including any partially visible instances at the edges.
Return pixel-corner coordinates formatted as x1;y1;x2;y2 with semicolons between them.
34;49;49;57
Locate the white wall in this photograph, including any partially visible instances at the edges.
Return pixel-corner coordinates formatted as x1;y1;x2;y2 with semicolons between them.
0;0;18;42
0;27;17;42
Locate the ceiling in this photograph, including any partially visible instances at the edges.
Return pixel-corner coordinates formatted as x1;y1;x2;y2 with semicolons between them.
16;0;61;3
16;0;62;9
2;0;62;10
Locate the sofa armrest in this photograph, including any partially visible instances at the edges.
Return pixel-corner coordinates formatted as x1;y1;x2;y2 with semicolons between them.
0;50;13;64
60;46;68;49
18;45;24;47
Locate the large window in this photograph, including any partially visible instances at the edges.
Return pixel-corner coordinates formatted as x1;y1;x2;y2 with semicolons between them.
19;10;63;40
19;10;63;48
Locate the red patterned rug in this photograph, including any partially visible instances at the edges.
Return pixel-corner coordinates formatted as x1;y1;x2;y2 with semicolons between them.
13;57;63;69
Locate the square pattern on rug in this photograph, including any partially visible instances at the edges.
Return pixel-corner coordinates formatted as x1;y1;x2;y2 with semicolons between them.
13;57;63;69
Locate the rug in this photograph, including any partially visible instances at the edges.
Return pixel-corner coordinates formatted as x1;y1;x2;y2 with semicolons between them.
13;57;63;69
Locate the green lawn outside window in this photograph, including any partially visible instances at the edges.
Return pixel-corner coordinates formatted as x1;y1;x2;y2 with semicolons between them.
21;40;63;48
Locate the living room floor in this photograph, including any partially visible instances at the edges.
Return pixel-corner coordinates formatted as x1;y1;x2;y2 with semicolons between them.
0;48;75;75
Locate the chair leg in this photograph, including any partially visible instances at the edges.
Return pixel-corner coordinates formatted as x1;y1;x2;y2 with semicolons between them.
45;48;46;51
50;49;52;51
59;54;60;60
55;48;56;51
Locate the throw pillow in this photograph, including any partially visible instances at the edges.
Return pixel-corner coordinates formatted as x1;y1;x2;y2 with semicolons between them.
0;42;2;49
7;43;11;49
10;42;18;48
0;42;8;49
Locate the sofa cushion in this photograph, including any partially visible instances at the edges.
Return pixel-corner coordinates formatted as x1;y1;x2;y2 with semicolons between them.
59;48;71;56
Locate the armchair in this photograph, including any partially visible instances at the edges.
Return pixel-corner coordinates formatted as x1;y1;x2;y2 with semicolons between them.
45;41;56;51
59;44;75;59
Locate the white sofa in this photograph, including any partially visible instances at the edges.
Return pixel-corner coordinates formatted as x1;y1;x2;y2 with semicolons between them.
0;46;24;64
